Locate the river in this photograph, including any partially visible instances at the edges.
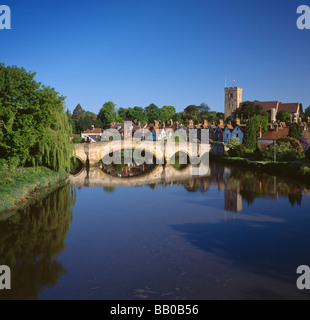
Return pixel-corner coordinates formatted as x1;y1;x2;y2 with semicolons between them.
1;161;310;300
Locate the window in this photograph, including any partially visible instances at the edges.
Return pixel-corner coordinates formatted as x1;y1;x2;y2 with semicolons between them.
236;134;239;138
226;134;229;138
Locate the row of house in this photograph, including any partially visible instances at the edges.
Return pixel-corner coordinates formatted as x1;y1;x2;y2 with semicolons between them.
81;118;247;143
81;117;310;148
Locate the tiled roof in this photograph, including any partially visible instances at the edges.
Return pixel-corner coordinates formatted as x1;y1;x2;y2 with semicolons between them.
84;128;102;134
259;127;289;140
278;103;300;113
255;101;278;112
258;142;273;149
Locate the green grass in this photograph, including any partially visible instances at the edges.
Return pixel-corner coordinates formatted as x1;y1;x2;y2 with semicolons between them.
211;154;310;184
0;167;68;214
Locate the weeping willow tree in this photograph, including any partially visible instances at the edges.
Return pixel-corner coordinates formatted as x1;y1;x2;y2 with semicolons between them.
0;64;74;171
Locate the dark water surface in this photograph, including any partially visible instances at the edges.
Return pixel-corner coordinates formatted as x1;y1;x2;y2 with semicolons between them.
1;162;310;300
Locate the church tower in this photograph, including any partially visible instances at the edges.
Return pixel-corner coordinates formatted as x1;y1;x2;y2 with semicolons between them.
224;86;243;120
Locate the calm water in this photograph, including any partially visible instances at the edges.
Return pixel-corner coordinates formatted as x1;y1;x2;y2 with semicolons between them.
1;162;310;300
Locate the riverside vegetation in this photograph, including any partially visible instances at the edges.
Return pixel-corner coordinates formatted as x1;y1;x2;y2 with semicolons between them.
0;64;74;213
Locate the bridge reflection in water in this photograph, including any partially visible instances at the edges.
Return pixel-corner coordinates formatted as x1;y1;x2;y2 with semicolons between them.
70;161;310;214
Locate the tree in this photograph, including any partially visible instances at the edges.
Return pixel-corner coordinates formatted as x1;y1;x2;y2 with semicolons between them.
182;105;199;124
159;106;176;123
72;104;84;122
243;117;258;150
289;123;303;139
98;101;117;129
233;101;267;121
66;109;77;134
132;107;148;123
145;103;160;123
0;64;73;171
276;110;291;123
304;106;310;118
172;113;182;124
77;111;98;132
198;103;210;121
252;114;269;134
117;107;128;121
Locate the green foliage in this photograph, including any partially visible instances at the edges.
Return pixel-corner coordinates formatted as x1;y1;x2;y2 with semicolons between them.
233;101;268;121
98;101;117;129
172;112;182;124
0;64;74;171
252;114;269;133
261;138;303;161
132;106;148;122
276;109;291;123
228;144;246;157
304;106;310;118
277;137;304;155
289;123;303;139
227;136;241;150
159;105;176;123
243;117;258;150
145;103;160;123
72;136;83;144
181;105;199;124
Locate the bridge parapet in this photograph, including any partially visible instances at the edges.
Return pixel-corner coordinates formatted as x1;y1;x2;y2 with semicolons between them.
74;140;211;166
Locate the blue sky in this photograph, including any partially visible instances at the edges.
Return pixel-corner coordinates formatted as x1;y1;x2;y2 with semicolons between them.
1;0;310;114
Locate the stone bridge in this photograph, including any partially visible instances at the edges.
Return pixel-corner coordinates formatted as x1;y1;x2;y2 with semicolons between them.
74;140;212;166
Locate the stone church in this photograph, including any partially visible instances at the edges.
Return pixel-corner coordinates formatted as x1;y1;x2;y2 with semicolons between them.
224;86;302;123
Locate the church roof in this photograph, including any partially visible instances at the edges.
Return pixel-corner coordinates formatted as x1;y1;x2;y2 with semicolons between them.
278;103;300;113
255;101;278;112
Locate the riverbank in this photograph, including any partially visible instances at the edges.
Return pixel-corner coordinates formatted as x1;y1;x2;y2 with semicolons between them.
0;167;69;214
211;155;310;185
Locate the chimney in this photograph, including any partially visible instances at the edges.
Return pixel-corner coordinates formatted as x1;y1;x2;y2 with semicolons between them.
235;117;240;125
91;125;95;131
155;120;159;127
259;125;262;138
138;121;141;127
228;121;232;126
203;119;209;127
170;119;173;125
189;119;194;126
219;119;224;125
274;124;278;132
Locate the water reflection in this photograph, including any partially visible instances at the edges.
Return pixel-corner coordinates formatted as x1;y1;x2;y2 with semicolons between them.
70;162;310;212
0;184;76;300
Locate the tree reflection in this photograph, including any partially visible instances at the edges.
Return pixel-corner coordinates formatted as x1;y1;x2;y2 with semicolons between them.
0;184;76;300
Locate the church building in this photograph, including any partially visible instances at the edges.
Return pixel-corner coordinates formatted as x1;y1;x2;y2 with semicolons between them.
224;86;302;123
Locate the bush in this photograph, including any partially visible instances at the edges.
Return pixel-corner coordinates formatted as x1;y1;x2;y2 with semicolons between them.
227;136;241;150
228;144;246;157
299;137;310;151
262;139;301;162
72;136;84;144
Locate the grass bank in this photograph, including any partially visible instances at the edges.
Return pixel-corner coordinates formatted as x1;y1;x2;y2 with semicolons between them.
211;155;310;185
0;167;69;214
